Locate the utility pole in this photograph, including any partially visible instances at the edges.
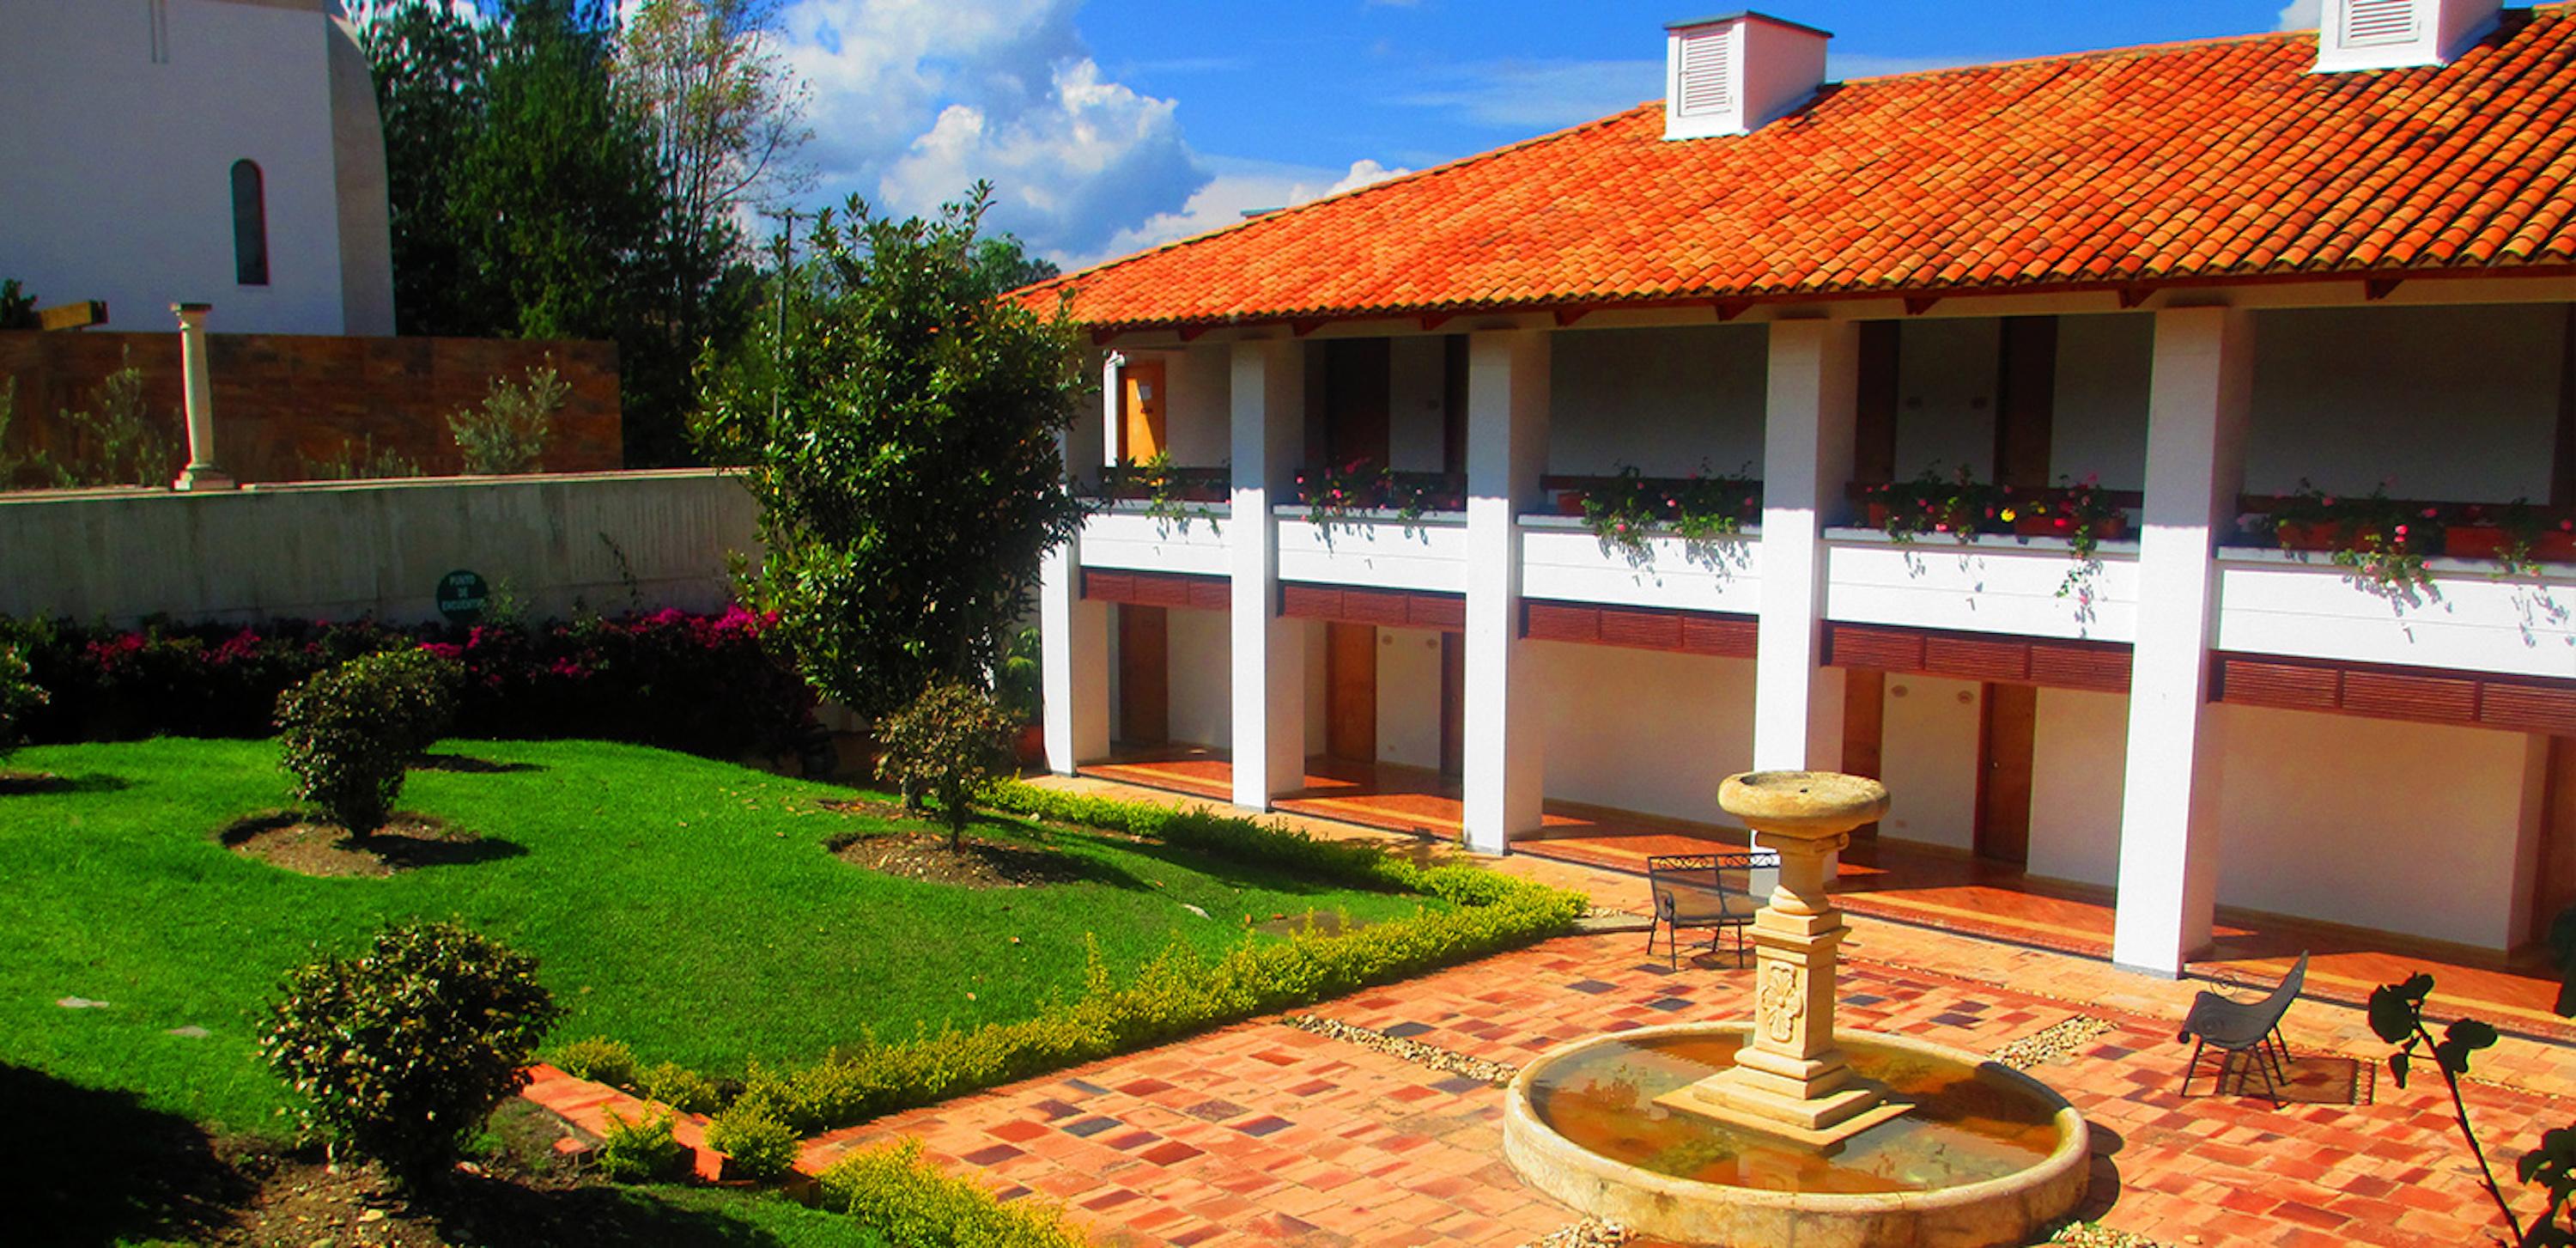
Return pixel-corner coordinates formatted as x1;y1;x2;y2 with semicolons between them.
762;207;800;427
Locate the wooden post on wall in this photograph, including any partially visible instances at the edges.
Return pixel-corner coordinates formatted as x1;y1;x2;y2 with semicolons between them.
1994;316;2058;490
1853;321;1899;486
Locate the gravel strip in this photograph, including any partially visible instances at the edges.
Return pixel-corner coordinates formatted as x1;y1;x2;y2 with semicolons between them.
1992;1015;2116;1070
1278;1014;1521;1085
1515;1218;1633;1248
2047;1220;2171;1248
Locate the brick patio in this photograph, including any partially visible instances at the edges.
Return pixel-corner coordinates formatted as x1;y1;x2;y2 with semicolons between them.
522;774;2576;1245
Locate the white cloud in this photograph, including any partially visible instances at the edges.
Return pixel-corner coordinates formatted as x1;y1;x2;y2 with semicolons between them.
2277;0;2323;31
1078;156;1412;269
772;0;1210;261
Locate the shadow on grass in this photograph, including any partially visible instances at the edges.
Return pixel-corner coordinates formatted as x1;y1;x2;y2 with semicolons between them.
407;1173;802;1248
0;771;134;795
418;752;544;775
0;1062;252;1245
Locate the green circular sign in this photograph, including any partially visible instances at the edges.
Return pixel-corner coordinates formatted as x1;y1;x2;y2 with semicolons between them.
436;569;489;624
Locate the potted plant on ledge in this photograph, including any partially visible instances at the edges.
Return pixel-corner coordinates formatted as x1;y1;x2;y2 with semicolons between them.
1578;462;1760;555
2263;479;2442;594
2442;499;2576;577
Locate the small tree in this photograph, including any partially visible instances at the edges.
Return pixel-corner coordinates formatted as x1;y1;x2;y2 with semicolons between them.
261;919;562;1187
693;186;1087;720
449;361;568;473
876;680;1016;848
0;642;46;763
276;649;462;833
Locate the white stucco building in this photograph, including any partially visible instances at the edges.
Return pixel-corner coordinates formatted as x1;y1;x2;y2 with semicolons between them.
0;0;395;335
1028;1;2576;979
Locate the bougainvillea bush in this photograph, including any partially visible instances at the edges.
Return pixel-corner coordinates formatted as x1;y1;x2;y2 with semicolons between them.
1;606;811;758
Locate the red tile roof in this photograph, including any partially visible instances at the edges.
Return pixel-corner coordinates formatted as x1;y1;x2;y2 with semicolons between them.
1024;6;2576;330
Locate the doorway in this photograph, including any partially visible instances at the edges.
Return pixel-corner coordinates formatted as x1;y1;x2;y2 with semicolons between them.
1326;621;1377;764
1975;683;2036;865
1120;360;1167;462
1115;605;1168;746
1325;339;1391;468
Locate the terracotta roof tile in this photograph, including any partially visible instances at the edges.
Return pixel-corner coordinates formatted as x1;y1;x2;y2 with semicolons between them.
1025;7;2576;328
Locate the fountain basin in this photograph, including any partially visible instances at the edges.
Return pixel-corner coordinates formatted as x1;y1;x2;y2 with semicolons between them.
1504;1023;2090;1248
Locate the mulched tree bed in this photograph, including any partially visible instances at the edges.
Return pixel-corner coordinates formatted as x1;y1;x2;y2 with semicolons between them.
824;826;1085;888
220;813;516;879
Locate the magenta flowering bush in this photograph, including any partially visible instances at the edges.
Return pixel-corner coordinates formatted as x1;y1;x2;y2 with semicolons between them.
0;605;813;757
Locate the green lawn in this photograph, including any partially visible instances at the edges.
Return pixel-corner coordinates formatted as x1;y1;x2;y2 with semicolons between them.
0;737;1433;1137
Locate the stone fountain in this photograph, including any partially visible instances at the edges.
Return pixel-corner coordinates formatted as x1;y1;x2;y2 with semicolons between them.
1651;771;1908;1145
1502;770;2092;1247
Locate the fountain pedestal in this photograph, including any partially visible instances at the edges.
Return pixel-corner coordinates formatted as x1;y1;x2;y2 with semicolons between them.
1652;771;1910;1148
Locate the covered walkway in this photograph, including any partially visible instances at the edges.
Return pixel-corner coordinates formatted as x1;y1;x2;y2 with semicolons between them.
1073;746;2573;1044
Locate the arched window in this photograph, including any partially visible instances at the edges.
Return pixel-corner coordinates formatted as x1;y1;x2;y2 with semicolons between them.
231;161;269;286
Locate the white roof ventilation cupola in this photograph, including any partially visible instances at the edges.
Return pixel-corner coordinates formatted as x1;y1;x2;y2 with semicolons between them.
1663;11;1832;141
2312;0;2500;71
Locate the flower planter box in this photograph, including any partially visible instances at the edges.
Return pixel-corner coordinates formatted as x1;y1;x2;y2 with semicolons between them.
1557;490;1588;516
2273;521;2353;552
2442;525;2576;563
2011;514;2128;541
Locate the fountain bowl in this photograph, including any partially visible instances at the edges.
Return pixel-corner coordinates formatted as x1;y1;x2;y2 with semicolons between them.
1503;1022;2091;1248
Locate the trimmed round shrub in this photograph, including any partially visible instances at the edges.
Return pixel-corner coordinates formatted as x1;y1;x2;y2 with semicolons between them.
639;1060;722;1116
596;1109;687;1183
0;642;45;760
705;1103;800;1181
552;1036;637;1087
275;648;460;833
258;919;562;1185
876;680;1016;844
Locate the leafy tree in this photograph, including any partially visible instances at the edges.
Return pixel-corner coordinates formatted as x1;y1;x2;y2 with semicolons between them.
695;186;1087;718
355;0;772;466
969;234;1061;298
877;680;1018;847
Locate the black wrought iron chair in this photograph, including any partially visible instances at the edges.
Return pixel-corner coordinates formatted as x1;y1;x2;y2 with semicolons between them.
2176;951;2310;1106
1643;851;1778;970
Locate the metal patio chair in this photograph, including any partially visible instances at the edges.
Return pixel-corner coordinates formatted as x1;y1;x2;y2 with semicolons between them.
1644;851;1779;970
2176;951;2310;1106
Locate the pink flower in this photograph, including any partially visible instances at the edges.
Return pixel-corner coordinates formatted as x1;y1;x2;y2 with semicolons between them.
2322;496;2336;507
2421;508;2439;520
2561;520;2573;533
2395;524;2409;538
421;642;464;661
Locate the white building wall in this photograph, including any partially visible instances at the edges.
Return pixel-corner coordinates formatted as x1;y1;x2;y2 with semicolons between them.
1534;644;1756;825
2050;314;2154;490
1890;319;2002;480
1167;606;1232;748
2210;704;2537;949
1162;344;1233;466
1388;338;1449;472
1546;325;1766;476
2026;688;2131;888
1375;627;1444;770
2244;304;2567;502
1875;674;1983;852
0;0;387;335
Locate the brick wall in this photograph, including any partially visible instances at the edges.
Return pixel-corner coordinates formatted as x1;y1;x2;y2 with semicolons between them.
0;331;621;483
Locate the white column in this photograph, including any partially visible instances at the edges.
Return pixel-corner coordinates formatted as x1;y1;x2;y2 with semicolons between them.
1043;415;1108;774
172;302;234;491
1101;352;1126;466
1461;330;1550;855
2111;307;2254;977
1230;339;1306;808
1039;539;1108;774
1753;319;1858;774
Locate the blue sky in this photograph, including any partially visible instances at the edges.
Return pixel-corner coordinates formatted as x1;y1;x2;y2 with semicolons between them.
763;0;2323;265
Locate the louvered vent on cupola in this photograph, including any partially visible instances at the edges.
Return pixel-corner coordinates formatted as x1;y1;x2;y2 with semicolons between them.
1663;11;1831;142
2312;0;2500;71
